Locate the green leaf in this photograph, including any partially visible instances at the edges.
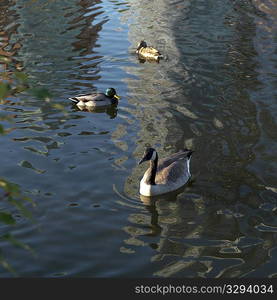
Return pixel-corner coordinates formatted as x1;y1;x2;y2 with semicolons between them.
0;56;11;64
0;124;4;135
0;83;11;100
22;196;36;207
0;253;17;275
0;212;16;225
1;233;35;255
29;87;52;100
14;72;28;83
0;179;20;197
8;199;33;220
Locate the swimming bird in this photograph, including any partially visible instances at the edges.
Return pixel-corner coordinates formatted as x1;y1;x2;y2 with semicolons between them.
136;41;163;61
69;88;120;109
138;147;193;196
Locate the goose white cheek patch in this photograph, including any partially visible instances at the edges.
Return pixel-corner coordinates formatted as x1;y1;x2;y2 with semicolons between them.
186;159;191;176
151;151;157;161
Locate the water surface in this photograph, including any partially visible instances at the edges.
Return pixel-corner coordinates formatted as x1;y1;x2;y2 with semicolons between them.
0;0;276;277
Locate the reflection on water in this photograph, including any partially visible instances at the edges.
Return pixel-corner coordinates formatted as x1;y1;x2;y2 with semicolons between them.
71;104;118;119
122;0;277;278
0;0;276;277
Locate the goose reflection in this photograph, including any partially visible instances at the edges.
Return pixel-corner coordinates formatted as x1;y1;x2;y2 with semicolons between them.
139;185;188;238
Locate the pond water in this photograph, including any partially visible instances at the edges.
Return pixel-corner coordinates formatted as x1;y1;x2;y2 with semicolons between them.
0;0;276;277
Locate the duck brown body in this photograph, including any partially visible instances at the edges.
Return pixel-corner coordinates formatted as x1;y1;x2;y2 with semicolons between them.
136;41;163;61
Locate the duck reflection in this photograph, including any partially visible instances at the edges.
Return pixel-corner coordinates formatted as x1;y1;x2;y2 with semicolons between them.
137;56;161;64
71;103;118;119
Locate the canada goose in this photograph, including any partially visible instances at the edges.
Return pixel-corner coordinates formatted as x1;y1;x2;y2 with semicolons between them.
68;88;120;109
138;147;193;196
136;41;163;61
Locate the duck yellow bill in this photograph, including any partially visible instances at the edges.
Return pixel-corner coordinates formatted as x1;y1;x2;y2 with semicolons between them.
114;95;120;100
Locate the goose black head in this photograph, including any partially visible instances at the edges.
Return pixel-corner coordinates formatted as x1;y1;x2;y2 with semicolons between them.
138;147;157;165
183;148;194;159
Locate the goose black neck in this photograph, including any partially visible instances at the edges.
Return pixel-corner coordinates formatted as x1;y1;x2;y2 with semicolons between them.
146;153;158;185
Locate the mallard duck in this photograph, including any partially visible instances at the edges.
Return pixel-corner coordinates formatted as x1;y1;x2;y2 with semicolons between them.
69;88;120;109
138;147;193;196
136;41;163;61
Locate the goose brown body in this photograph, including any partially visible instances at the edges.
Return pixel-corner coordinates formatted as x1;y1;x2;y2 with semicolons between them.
139;148;193;196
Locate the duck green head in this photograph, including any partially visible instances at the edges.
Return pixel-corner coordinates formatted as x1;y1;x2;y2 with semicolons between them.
105;88;119;99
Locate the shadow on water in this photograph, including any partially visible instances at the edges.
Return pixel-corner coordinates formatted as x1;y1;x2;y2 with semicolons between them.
122;0;277;278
